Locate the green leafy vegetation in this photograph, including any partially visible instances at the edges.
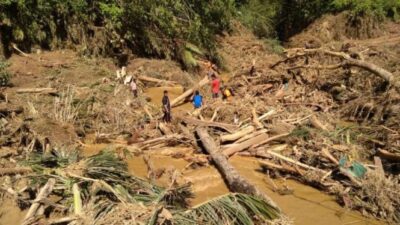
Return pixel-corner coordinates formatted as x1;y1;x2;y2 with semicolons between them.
0;60;11;86
332;0;400;19
0;0;399;62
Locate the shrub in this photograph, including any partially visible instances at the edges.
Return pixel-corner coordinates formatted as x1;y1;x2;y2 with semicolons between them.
0;60;11;87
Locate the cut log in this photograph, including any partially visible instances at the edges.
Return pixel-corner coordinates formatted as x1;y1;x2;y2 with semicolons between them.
220;126;255;143
195;127;280;210
223;133;269;157
0;167;32;176
16;88;57;95
23;178;56;224
0;106;23;115
171;76;209;107
377;149;400;161
138;75;176;85
180;116;238;133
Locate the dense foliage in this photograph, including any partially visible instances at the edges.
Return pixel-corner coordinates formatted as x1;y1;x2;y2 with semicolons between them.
0;60;10;86
0;0;399;63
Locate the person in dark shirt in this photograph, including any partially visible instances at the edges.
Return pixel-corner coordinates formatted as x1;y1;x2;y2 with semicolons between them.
162;90;171;123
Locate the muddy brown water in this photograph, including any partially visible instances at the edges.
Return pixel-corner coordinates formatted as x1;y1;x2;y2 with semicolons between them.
81;144;385;225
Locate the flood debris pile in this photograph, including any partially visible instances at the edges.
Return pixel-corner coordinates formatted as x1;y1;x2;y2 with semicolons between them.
0;145;282;225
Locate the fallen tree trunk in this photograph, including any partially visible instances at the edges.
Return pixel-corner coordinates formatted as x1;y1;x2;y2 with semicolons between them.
196;127;280;210
171;76;209;107
16;88;57;95
223;133;269;157
181;116;238;133
276;48;399;89
377;149;400;161
220;126;255;143
0;167;32;176
23;178;56;224
138;75;176;85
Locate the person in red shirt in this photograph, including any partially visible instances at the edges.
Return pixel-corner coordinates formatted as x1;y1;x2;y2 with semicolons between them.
211;74;220;98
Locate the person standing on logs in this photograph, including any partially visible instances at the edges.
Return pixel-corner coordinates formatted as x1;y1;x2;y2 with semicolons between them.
130;78;138;97
192;90;203;109
250;59;256;76
211;74;220;99
162;90;171;123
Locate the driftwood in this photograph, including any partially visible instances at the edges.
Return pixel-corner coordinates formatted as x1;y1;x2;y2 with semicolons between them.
0;167;32;176
23;178;56;224
222;132;288;157
16;88;57;95
0;106;23;115
220;126;255;143
12;43;31;58
138;75;176;86
171;76;209;107
377;149;400;161
181;116;238;133
223;133;269;157
195;127;280;210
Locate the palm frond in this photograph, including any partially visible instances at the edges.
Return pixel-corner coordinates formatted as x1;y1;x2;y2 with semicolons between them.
22;147;80;169
173;193;280;225
185;43;204;56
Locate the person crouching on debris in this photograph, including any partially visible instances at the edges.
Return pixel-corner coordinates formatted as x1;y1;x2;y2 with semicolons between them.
192;90;203;109
130;78;138;97
211;74;220;98
162;90;171;123
221;85;234;101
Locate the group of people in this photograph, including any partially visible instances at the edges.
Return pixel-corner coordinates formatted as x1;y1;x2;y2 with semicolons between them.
161;70;234;123
127;61;237;124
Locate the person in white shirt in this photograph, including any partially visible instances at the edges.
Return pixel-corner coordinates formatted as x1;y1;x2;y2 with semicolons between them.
130;78;138;97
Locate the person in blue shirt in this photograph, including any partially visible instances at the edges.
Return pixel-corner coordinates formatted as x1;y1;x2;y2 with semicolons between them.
192;90;203;109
